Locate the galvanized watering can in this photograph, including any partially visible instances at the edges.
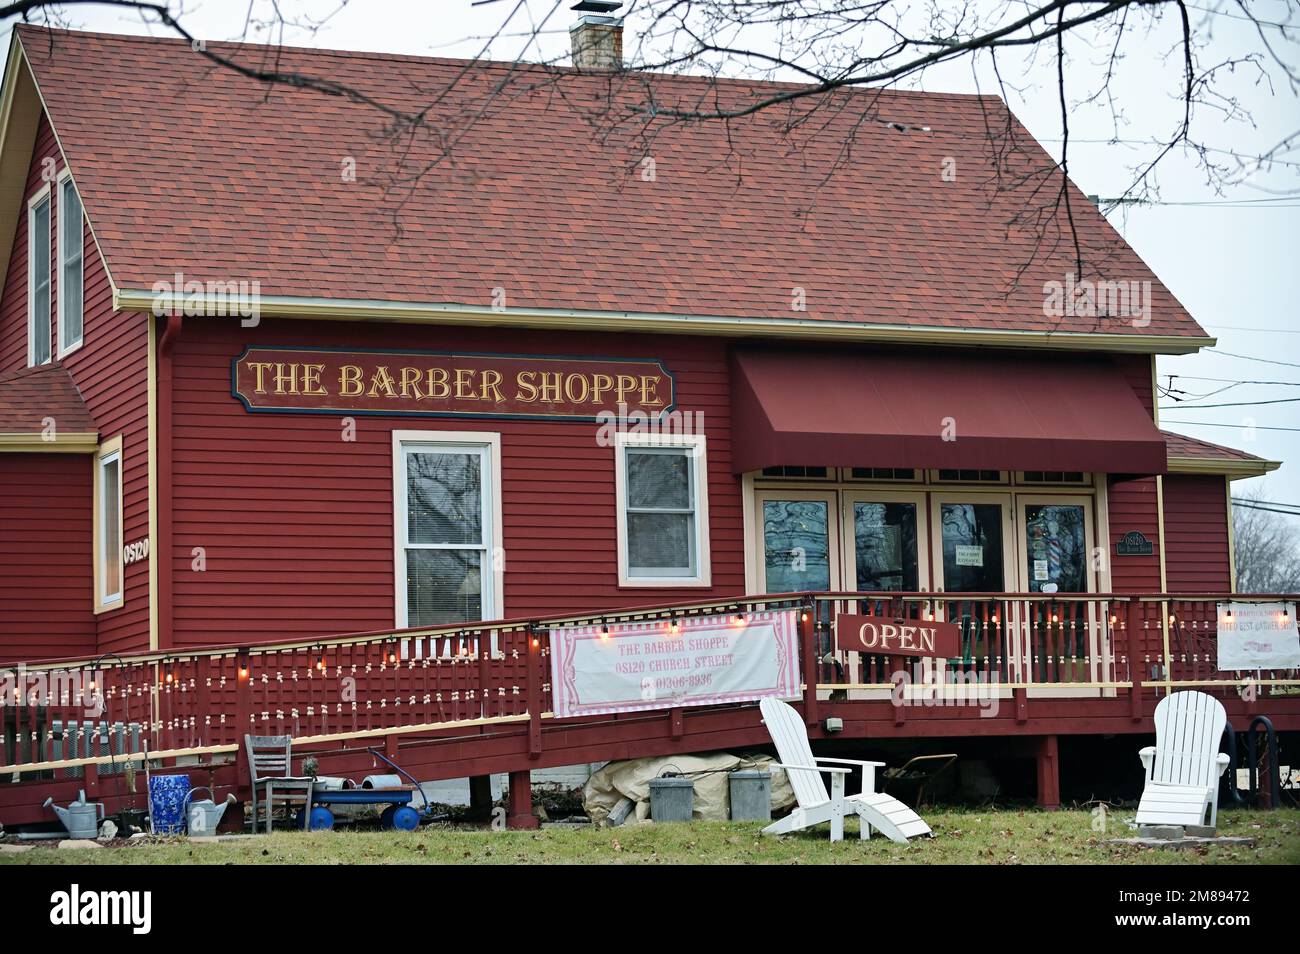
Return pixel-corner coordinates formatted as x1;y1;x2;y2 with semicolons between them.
43;790;105;840
184;787;237;837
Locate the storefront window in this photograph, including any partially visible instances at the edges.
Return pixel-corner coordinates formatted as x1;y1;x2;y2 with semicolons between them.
939;502;1004;592
763;499;831;592
1024;503;1087;593
853;502;918;591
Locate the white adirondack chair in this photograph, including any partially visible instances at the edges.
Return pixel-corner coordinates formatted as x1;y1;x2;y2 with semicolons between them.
1135;690;1231;829
759;697;931;843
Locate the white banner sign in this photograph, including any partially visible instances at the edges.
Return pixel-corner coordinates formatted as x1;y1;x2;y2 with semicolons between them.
1217;602;1300;670
549;609;801;719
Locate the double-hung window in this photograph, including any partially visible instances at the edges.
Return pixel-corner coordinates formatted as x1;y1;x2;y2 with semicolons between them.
395;432;502;627
27;187;52;366
94;436;124;612
57;172;84;356
615;433;711;586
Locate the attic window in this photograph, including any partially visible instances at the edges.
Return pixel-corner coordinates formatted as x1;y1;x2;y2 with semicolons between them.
27;188;51;366
57;171;84;357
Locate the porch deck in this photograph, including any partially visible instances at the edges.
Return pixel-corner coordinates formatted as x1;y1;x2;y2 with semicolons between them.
3;591;1297;828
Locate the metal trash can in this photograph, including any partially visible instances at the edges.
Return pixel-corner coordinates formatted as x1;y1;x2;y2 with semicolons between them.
728;769;772;821
648;776;694;822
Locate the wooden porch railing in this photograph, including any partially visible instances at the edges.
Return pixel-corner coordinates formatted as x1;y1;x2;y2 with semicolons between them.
1;592;1296;781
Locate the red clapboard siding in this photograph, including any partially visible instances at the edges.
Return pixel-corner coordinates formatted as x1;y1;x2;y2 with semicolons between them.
167;318;744;648
0;454;96;663
0;111;152;657
1162;474;1231;592
1109;353;1154;417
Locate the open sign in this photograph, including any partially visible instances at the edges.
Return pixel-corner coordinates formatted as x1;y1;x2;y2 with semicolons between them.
834;614;961;659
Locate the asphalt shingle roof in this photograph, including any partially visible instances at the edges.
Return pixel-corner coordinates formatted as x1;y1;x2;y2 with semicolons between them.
17;25;1208;338
0;363;96;435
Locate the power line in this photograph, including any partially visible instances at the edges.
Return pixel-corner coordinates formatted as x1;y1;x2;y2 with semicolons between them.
1159;396;1300;410
1205;349;1300;369
1205;325;1300;335
1233;500;1300;512
1161;419;1300;433
1165;376;1300;386
1231;501;1300;517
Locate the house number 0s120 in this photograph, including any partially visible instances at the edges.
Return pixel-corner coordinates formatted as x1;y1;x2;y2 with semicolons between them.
123;538;150;565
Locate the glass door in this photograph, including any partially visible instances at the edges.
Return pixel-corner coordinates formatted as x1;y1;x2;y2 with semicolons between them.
754;490;840;595
1017;495;1099;684
930;494;1016;675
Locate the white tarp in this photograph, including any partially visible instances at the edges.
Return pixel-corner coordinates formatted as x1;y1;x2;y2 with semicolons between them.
583;753;796;824
1217;602;1300;669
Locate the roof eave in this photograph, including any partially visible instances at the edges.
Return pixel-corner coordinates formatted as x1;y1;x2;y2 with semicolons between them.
0;431;99;452
113;289;1217;354
1167;456;1281;479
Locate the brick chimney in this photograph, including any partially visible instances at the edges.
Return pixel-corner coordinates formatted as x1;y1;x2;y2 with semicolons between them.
570;1;623;70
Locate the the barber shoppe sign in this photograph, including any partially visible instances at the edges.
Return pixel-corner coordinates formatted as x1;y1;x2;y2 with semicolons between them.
232;346;675;421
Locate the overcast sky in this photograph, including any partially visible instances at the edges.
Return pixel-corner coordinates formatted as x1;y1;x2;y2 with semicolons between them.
4;1;1296;504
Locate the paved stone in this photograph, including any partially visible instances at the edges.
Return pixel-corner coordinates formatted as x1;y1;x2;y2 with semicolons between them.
1137;825;1184;840
0;844;33;853
1110;836;1255;849
57;839;102;849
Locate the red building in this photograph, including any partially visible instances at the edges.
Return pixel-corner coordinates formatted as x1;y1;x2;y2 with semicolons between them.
0;24;1292;824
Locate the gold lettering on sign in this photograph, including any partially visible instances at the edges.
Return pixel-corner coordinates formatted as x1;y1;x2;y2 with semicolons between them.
515;371;538;403
640;375;664;406
367;366;398;399
399;367;424;400
481;369;505;403
237;349;674;420
273;363;300;395
301;364;328;396
426;368;450;399
248;362;275;394
339;365;364;397
538;371;562;404
454;368;476;400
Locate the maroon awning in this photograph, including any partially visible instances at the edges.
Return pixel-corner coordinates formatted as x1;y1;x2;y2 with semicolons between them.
731;348;1167;475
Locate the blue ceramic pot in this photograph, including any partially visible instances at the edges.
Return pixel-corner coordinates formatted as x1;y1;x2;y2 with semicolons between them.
148;774;191;835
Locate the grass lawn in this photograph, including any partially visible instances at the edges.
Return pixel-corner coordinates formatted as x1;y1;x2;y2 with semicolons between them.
4;808;1298;864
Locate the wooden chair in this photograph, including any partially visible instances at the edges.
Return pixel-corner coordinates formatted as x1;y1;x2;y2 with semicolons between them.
1135;690;1231;829
244;735;314;833
759;697;931;843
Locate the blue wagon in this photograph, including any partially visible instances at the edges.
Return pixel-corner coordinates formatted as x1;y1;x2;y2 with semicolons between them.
299;786;421;831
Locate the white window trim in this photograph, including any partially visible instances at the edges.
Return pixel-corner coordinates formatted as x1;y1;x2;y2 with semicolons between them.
615;432;712;587
93;434;124;613
26;183;52;367
56;168;84;359
392;430;504;628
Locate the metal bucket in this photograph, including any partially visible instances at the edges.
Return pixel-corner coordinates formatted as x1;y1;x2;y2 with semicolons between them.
648;776;694;822
728;770;772;821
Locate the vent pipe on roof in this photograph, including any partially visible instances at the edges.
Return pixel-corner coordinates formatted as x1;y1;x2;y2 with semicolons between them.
570;1;623;70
